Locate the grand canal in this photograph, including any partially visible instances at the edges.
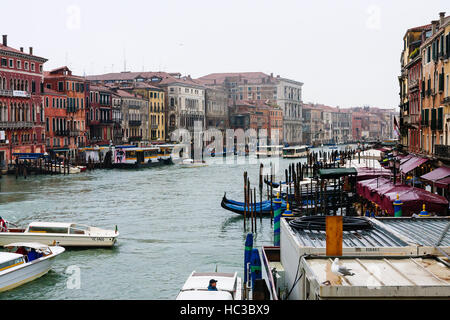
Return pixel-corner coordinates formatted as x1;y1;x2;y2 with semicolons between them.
0;146;350;299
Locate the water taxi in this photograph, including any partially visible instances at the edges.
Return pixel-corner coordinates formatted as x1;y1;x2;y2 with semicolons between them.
113;146;162;168
282;145;309;158
0;242;65;292
0;222;119;247
256;145;284;158
176;271;242;300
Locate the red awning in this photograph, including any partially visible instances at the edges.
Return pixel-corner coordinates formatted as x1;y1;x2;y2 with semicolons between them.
435;176;450;189
400;156;428;174
356;167;392;181
420;166;450;183
399;154;414;164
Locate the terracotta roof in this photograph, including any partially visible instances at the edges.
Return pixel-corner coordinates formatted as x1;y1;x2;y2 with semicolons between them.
197;72;272;85
0;44;47;62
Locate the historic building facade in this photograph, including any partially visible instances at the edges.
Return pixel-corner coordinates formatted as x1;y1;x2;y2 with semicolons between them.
0;35;47;168
44;66;88;156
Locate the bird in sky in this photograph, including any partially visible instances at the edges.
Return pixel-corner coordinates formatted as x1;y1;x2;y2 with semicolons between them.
331;258;355;276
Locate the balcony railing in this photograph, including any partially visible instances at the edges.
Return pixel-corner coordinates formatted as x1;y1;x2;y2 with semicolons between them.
0;121;34;129
69;130;81;137
54;130;69;137
129;120;142;127
151;123;159;129
435;144;450;160
100;119;113;124
0;89;13;97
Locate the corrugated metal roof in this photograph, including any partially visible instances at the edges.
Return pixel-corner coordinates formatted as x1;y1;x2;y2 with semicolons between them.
303;256;450;298
292;224;409;248
375;217;450;247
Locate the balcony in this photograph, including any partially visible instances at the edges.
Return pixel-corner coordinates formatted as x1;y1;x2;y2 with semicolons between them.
129;120;142;127
100;119;113;124
0;89;13;97
435;144;450;160
0;121;34;129
444;97;450;105
54;130;69;137
151;123;159;129
69;130;81;137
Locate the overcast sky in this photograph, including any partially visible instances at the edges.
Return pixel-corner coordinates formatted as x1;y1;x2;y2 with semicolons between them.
1;0;448;108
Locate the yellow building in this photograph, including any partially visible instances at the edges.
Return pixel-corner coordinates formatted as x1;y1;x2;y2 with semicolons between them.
133;83;166;142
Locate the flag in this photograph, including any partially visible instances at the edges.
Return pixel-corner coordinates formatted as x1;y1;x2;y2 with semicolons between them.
393;117;400;137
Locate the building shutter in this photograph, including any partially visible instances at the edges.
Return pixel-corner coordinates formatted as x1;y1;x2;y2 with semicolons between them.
439;73;444;92
438;107;443;131
425;109;429;126
431;108;436;130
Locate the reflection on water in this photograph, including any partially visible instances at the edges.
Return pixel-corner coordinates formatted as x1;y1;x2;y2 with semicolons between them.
0;146;352;299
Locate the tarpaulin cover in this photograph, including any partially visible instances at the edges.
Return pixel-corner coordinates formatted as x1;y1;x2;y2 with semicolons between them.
400;156;428;174
381;187;448;216
356;179;448;216
400;154;414;164
356;167;392;181
435;176;450;189
420;166;450;183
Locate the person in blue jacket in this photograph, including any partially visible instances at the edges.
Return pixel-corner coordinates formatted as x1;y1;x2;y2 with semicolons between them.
207;279;218;291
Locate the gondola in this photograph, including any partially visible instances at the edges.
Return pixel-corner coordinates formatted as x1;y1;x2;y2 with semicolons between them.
263;178;292;188
220;194;287;215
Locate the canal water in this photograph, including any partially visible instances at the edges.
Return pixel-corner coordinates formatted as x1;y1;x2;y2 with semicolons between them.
0;146;352;299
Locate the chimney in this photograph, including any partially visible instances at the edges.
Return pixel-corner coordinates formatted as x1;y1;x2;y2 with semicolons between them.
20;47;23;52
29;47;33;55
432;20;437;34
439;12;446;26
270;73;273;78
2;35;7;46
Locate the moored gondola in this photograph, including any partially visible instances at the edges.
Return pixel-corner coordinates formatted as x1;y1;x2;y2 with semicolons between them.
220;194;287;215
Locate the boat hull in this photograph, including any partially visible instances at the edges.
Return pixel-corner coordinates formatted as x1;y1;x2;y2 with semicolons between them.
112;160;165;169
0;246;64;292
220;195;287;215
0;233;118;247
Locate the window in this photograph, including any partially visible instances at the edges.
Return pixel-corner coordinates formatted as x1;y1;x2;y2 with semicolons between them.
31;63;35;71
28;226;68;234
1;58;7;67
9;59;13;68
58;81;64;91
17;60;21;69
24;61;28;70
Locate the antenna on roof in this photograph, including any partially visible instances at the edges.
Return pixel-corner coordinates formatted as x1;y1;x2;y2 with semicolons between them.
123;48;127;72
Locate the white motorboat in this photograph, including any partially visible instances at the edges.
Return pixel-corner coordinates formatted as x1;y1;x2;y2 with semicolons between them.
176;271;242;300
282;145;309;158
179;158;208;168
0;222;119;247
0;242;65;292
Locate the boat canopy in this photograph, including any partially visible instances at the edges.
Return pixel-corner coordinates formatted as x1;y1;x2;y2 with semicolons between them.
177;290;233;300
28;222;73;229
12;153;45;160
181;272;238;293
4;242;51;251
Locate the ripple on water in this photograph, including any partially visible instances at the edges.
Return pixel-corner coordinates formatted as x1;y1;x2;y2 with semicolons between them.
0;146;355;299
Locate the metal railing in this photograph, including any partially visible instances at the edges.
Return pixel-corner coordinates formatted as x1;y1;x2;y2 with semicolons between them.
0;121;34;129
129;120;142;127
435;144;450;160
